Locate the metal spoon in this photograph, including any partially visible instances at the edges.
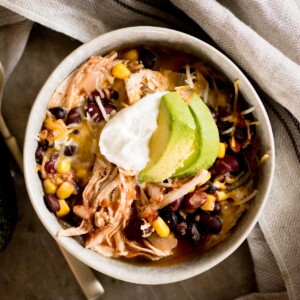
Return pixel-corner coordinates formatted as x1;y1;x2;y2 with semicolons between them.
0;62;104;299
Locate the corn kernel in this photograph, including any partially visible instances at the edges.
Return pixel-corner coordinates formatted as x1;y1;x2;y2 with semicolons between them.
56;199;70;218
216;191;230;201
201;194;216;211
185;208;196;214
123;49;139;61
76;168;89;179
218;142;227;158
55;177;63;185
56;158;71;174
112;63;131;79
43;179;57;194
152;217;170;238
56;182;74;199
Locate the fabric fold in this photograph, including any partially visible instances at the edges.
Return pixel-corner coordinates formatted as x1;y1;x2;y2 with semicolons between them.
0;0;299;299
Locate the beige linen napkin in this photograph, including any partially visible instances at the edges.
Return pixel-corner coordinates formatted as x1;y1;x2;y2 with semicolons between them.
0;0;299;299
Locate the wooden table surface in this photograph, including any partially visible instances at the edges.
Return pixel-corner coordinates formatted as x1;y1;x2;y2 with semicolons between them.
0;24;257;300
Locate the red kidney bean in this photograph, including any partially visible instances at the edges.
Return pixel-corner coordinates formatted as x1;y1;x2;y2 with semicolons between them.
64;145;77;156
183;190;207;209
85;103;103;123
44;194;60;212
211;154;240;175
168;198;182;211
50;152;59;161
89;90;107;103
66;107;82;125
44;152;59;173
49;107;67;119
198;215;222;234
139;48;156;69
176;221;187;235
44;160;55;174
124;218;144;241
85;103;116;123
104;103;116;115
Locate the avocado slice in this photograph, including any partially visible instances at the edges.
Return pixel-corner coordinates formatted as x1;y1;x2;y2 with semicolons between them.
172;94;219;178
138;92;196;183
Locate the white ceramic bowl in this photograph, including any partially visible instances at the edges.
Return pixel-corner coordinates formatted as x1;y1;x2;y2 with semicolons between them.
24;26;275;284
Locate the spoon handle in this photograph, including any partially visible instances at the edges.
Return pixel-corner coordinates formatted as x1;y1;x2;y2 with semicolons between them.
59;245;105;299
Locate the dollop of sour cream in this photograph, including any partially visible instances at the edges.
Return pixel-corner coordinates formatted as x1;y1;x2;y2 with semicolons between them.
99;91;167;173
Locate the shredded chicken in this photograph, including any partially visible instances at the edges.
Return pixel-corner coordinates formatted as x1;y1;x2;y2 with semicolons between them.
125;69;170;104
48;53;120;110
58;155;177;260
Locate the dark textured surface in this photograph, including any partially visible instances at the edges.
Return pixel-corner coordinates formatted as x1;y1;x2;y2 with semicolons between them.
0;24;257;299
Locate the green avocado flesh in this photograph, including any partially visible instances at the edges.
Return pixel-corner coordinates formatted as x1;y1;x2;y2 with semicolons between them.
172;94;219;178
138;92;196;183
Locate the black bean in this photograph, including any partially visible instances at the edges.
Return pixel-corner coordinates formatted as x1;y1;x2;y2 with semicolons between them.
73;181;81;194
198;215;222;234
183;190;207;209
49;107;67;119
44;160;55;174
215;78;228;90
44;194;60;212
187;223;202;244
66;107;82;125
139;48;156;69
205;182;217;194
208;106;218;121
109;89;119;100
160;210;178;229
35;146;43;164
39;139;49;151
168;198;182;211
64;145;77;156
211;201;221;214
176;221;187;235
235;127;248;141
124;219;144;241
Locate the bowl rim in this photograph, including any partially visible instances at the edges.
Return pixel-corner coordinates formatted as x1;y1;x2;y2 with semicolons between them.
24;26;275;284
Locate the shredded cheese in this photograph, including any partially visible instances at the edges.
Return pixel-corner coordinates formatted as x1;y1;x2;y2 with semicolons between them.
234;189;258;205
241;106;255;115
184;64;195;89
95;95;109;122
221;127;234;135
